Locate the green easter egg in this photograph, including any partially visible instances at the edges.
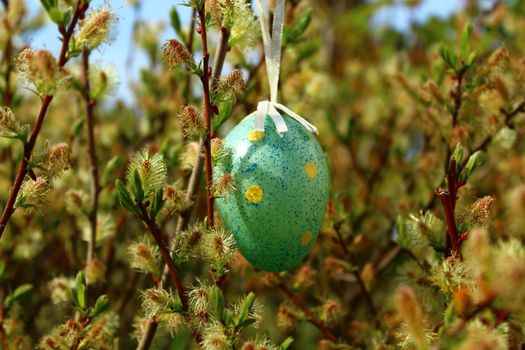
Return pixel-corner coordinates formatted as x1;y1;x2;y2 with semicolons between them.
214;113;330;272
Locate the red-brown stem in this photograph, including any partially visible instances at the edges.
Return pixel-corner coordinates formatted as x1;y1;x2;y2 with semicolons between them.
437;189;460;254
137;202;188;311
278;283;337;342
80;47;100;264
0;1;86;239
197;7;215;228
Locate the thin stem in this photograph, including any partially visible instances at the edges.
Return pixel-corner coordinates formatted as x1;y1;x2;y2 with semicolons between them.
197;6;215;228
211;27;230;83
80;47;100;264
278;283;337;342
438;69;467;255
137;202;188;311
0;0;86;239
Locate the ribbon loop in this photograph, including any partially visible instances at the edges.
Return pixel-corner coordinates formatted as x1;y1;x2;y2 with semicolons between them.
252;0;319;136
253;101;319;137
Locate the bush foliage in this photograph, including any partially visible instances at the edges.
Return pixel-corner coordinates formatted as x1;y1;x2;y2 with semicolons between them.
1;0;525;349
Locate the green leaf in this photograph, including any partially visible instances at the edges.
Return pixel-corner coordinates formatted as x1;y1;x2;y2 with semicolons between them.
39;0;56;12
71;287;80;309
4;284;33;309
101;156;120;187
208;285;225;322
149;187;165;220
280;337;294;350
213;101;233;131
460;21;473;60
283;10;312;45
452;143;463;173
170;7;185;39
443;302;456;329
48;7;65;25
91;294;109;317
132;169;144;202
75;271;87;310
116;179;139;215
439;42;458;71
460;151;482;182
238;318;256;328
234;292;255;326
168;293;184;313
466;51;477;67
71;117;85;136
223;309;234;327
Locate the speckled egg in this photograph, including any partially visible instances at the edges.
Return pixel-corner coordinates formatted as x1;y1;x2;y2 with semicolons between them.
214;113;330;272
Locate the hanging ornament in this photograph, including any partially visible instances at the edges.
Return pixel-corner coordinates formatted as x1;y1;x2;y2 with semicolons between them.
214;0;330;272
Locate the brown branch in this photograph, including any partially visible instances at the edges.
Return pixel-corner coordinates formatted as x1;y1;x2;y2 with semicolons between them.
197;7;215;228
0;0;87;239
137;202;188;312
278;283;337;342
80;47;100;264
137;16;232;350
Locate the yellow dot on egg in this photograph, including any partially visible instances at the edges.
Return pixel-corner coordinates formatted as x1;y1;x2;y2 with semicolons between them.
245;185;264;203
301;231;313;246
305;162;318;179
248;130;265;142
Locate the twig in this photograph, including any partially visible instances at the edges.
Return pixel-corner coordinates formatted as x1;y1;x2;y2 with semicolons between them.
0;0;87;239
438;68;467;255
136;202;188;311
197;6;215;228
80;47;100;264
278;283;337;342
211;27;230;82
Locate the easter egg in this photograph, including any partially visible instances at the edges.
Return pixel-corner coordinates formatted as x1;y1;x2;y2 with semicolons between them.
214;113;330;272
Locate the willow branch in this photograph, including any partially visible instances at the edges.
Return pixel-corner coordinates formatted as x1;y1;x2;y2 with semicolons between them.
197;7;215;228
0;1;87;239
136;20;232;350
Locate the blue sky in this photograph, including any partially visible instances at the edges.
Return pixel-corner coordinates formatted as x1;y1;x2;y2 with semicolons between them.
25;0;462;102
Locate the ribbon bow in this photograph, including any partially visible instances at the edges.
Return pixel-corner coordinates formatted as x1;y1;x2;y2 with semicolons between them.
252;0;319;136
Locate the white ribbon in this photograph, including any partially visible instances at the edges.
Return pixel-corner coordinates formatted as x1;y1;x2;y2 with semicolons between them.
252;0;319;136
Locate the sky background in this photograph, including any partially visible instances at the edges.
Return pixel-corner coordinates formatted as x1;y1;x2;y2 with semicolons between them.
25;0;463;102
